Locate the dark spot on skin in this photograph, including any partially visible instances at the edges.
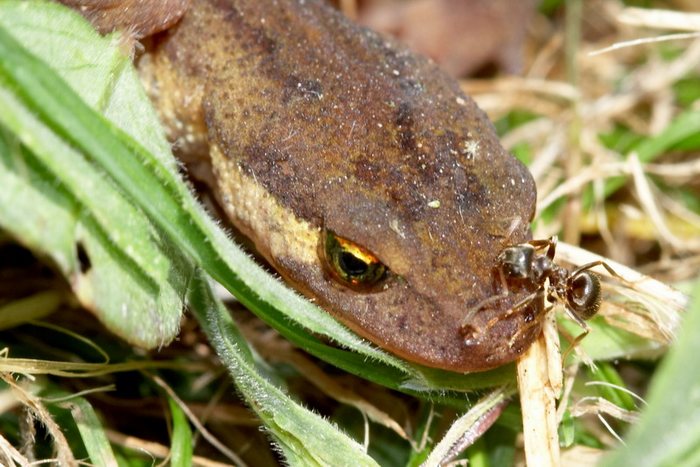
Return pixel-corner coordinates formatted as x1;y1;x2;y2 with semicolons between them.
396;314;408;331
456;172;489;211
460;323;477;339
353;154;381;183
395;102;417;153
214;0;278;55
239;144;320;221
244;144;289;164
398;78;425;95
76;242;91;273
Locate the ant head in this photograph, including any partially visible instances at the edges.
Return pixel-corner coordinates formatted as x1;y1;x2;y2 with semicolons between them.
497;244;535;280
566;271;601;320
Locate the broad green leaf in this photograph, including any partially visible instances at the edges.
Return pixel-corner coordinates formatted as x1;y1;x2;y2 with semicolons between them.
0;1;190;348
0;85;187;349
0;0;174;164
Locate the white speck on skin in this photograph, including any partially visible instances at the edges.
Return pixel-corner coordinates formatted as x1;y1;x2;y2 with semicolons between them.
456;97;466;105
428;200;441;208
462;139;480;160
389;219;405;238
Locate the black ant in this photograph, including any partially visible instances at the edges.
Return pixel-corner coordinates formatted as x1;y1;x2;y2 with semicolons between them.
462;236;622;349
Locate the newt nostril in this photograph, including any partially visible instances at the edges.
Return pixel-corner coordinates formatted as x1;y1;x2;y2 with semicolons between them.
460;323;480;346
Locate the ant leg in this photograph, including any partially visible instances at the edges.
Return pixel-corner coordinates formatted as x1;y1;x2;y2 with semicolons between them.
545;235;558;261
507;299;551;348
527;236;558;260
559;303;593;363
465;288;544;344
462;293;510;330
461;268;511;329
570;260;626;281
484;288;545;335
562;304;590;331
527;237;555;250
509;288;545;318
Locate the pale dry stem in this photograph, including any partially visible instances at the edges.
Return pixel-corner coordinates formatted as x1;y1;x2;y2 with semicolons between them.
105;430;234;467
516;313;561;467
0;433;29;467
618;7;700;31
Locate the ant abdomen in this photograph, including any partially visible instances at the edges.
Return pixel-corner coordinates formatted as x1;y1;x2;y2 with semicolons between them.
566;270;602;320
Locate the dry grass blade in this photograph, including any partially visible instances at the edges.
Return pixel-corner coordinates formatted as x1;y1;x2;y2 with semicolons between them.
1;374;75;466
571;397;640;424
0;433;29;467
105;430;234;467
556;241;686;342
589;32;700;56
0;356;203;378
618;7;700;31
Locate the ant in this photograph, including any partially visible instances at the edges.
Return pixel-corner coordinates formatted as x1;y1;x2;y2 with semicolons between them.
462;236;623;349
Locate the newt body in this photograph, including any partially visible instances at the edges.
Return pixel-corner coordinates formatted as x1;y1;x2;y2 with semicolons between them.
69;0;540;372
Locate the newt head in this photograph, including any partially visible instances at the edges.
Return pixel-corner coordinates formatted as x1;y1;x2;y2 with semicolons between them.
76;0;542;372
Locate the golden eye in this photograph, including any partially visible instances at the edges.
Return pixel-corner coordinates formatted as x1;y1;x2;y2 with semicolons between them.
322;230;387;288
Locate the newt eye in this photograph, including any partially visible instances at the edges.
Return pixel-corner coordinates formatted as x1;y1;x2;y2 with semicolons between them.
322;230;387;289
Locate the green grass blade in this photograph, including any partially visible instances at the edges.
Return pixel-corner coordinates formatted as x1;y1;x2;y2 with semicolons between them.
188;271;379;467
423;386;513;466
65;397;119;467
588;110;700;207
0;92;187;349
167;397;193;467
601;279;700;467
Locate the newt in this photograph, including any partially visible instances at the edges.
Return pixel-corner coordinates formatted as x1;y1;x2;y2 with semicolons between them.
63;0;540;372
